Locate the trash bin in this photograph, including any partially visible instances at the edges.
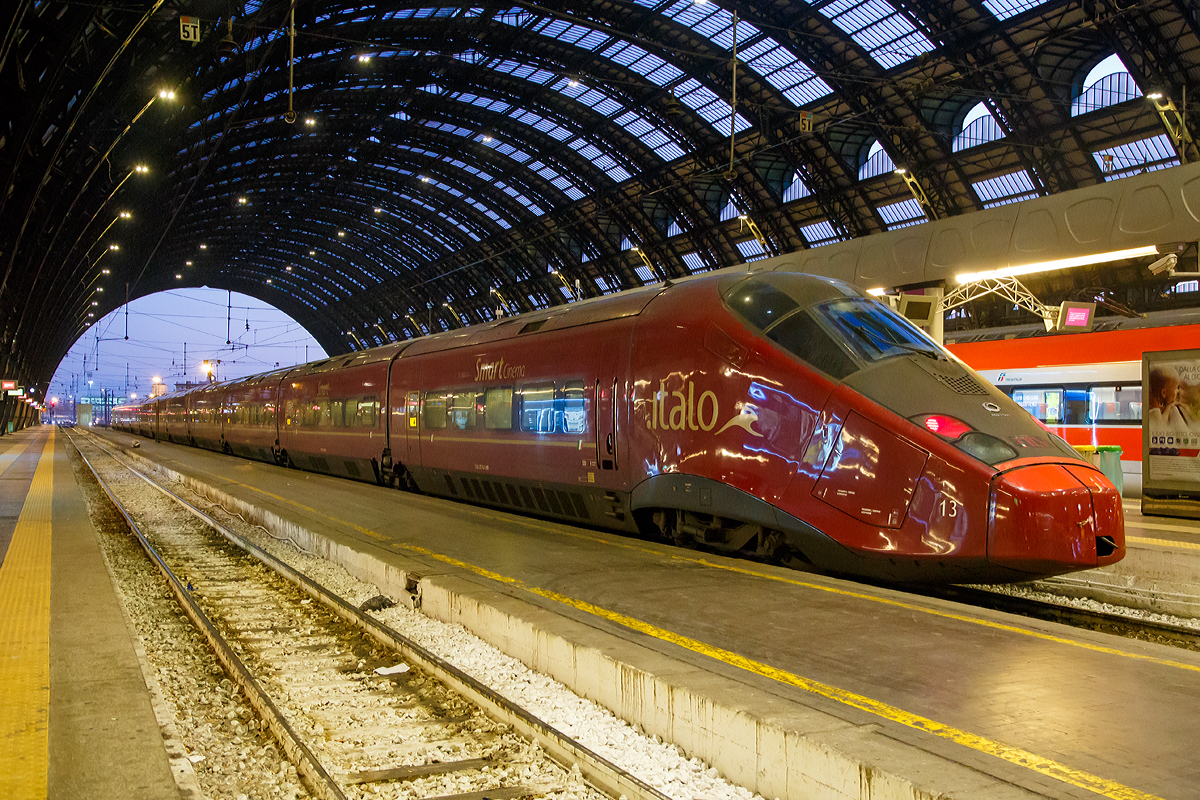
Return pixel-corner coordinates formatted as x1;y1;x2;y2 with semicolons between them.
1096;445;1124;495
1073;444;1098;466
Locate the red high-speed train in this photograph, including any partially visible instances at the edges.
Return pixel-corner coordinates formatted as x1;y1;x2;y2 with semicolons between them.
113;271;1125;583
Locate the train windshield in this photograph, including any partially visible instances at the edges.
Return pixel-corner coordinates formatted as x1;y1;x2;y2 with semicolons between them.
815;298;945;364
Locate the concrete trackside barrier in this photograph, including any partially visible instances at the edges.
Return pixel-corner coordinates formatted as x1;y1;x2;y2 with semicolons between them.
109;441;1037;800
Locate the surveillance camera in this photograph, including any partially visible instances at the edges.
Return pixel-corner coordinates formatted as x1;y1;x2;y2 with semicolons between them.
1147;253;1178;275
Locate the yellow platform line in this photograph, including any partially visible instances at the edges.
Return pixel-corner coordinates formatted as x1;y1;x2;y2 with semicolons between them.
0;428;55;800
1128;535;1200;550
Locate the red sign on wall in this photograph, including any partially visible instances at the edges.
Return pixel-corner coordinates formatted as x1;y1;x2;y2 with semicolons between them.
1;380;15;391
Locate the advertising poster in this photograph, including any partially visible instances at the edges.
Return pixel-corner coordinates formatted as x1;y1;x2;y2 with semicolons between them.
1143;348;1200;496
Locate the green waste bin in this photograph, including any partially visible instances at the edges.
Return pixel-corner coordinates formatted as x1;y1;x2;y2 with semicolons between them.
1095;445;1124;495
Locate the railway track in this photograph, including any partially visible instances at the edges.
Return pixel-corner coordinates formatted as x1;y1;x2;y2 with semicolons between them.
68;431;676;800
924;583;1200;651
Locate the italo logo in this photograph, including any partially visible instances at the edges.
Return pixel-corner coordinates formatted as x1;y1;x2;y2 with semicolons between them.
475;356;525;382
646;379;763;437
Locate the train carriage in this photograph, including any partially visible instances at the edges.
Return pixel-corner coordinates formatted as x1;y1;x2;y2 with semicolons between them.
277;346;399;481
110;271;1126;583
223;367;294;463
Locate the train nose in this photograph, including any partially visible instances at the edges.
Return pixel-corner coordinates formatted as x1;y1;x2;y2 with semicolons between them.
987;462;1125;575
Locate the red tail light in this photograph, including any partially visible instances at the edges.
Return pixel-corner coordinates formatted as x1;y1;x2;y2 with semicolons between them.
914;414;973;439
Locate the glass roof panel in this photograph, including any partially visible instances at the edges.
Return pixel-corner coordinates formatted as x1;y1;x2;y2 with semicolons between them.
499;11;748;138
800;220;847;245
981;0;1049;21
659;0;832;106
817;0;935;69
971;170;1039;207
876;198;926;229
1093;134;1180;180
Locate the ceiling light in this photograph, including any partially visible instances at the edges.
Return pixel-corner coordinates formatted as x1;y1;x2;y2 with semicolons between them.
357;54;371;63
420;176;430;182
286;266;293;271
199;243;207;249
374;207;382;213
337;231;345;237
238;196;247;204
955;245;1160;284
266;278;272;284
134;164;149;173
101;269;110;275
91;301;98;306
867;287;887;296
309;250;316;255
481;135;492;142
185;260;193;266
119;211;132;219
109;243;119;251
96;287;103;292
158;89;176;100
305;117;316;126
175;274;182;279
894;167;908;175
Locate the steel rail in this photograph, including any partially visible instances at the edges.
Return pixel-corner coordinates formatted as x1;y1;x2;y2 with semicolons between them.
66;431;351;800
74;430;676;800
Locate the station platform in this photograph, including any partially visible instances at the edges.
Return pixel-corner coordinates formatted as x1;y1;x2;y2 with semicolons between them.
0;426;181;800
87;426;1200;800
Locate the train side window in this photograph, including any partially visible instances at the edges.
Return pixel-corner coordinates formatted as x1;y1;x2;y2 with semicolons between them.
520;383;556;433
561;381;586;434
1012;388;1063;423
766;311;858;380
1063;390;1088;424
1090;385;1142;423
484;387;514;430
450;392;475;430
423;392;448;429
265;403;276;427
359;396;377;428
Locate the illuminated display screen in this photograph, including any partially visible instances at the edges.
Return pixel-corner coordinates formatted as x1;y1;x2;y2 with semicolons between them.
1064;306;1092;327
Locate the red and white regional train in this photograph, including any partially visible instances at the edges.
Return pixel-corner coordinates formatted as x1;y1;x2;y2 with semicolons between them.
948;320;1200;485
113;271;1125;583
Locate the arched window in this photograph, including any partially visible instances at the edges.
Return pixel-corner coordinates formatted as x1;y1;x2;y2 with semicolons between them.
952;101;1005;152
858;141;896;180
783;172;811;203
1072;54;1140;116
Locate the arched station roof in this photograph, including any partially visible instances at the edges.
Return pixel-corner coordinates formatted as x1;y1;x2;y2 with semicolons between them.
2;0;1198;392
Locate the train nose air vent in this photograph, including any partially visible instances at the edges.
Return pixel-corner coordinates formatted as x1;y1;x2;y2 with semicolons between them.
1097;535;1117;558
935;373;989;395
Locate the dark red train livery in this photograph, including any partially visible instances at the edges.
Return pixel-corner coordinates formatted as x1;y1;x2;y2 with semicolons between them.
113;271;1125;582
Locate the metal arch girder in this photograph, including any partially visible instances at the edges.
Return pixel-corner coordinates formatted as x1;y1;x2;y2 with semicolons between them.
940;277;1057;323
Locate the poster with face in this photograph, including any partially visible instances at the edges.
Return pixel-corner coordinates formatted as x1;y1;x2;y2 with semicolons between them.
1144;349;1200;490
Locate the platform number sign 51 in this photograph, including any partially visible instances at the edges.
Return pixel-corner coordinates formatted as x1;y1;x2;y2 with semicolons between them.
180;16;201;44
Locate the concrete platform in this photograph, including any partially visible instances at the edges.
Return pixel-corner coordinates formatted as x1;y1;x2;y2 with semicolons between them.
0;426;183;800
89;426;1200;800
1037;498;1200;617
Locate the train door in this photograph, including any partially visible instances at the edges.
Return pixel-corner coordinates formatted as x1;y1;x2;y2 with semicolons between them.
594;342;620;474
399;389;421;482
